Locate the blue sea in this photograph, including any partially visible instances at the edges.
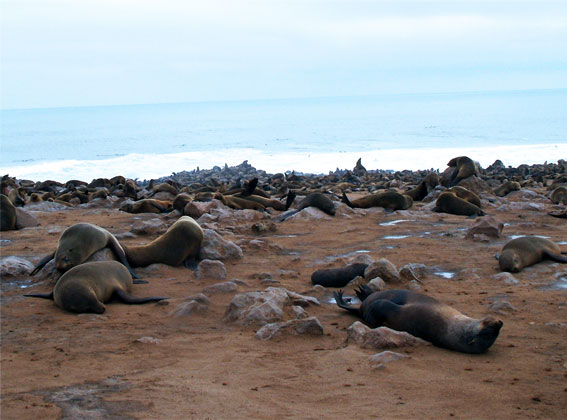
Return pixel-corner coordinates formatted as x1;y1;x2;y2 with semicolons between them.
1;89;566;182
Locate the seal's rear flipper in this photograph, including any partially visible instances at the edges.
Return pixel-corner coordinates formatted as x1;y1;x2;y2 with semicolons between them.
24;292;54;300
183;257;198;270
114;289;168;304
333;290;361;316
545;251;567;263
133;279;149;284
355;285;374;302
30;251;55;276
243;177;259;196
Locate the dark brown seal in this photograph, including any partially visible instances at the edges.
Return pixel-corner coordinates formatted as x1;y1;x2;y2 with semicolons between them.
405;172;440;201
550;186;567;205
124;216;203;268
30;223;137;278
342;191;413;212
277;192;336;221
120;199;172;214
447;156;476;186
25;261;167;313
499;236;567;273
0;194;17;231
493;181;521;197
434;191;484;217
334;286;503;354
311;263;368;288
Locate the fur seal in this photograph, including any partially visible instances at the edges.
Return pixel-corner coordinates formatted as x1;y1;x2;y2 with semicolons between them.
30;223;138;278
234;191;296;211
434;191;484;217
124;216;203;268
405;172;440;201
1;194;17;231
25;261;167;313
550;186;567;205
8;187;26;207
499;236;567;273
447;156;476;186
120;199;172;214
334;286;503;354
213;192;265;210
342;191;413;212
493;181;521;197
311;263;368;287
277;192;336;221
173;193;193;212
447;186;481;208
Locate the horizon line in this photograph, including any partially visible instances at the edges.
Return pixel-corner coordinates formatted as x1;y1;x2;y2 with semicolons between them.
2;87;566;112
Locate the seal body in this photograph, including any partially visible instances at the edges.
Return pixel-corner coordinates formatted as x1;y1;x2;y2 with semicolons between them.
434;191;484;217
406;173;440;201
26;261;167;313
448;186;481;208
342;191;413;211
125;216;204;267
499;236;567;272
493;181;521;197
550;186;567;205
335;287;503;354
311;263;368;287
213;192;265;210
447;156;476;186
0;194;17;231
120;199;171;214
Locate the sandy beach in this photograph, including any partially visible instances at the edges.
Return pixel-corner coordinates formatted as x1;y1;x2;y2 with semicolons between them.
1;161;566;420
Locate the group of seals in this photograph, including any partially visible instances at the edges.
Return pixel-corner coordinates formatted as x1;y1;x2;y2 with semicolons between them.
335;286;503;354
25;261;167;314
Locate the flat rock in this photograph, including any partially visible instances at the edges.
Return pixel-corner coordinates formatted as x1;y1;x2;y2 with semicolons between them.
465;216;504;240
202;281;238;295
492;272;519;285
224;287;289;326
346;321;430;349
369;351;408;369
195;259;227;280
15;208;40;229
0;256;35;278
255;317;324;341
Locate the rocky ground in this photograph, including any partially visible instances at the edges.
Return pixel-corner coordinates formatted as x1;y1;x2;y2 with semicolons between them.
1;184;566;419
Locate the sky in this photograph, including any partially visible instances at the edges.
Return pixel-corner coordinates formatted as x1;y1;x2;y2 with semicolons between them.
1;0;566;109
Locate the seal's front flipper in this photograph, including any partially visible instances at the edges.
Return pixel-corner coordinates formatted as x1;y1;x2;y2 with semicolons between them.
108;235;139;279
30;251;55;276
24;291;54;300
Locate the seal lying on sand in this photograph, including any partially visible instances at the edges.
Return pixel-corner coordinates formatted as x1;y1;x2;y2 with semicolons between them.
342;191;413;212
334;286;503;354
498;236;567;273
25;261;167;314
311;263;368;288
30;223;138;278
124;216;203;268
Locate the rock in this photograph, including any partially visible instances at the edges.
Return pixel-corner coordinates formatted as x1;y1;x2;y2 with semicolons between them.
199;229;243;261
170;296;209;318
364;259;401;284
369;351;408;369
465;216;504;240
496;202;545;212
15;208;40;229
351;253;374;266
454;268;480;282
286;290;320;307
224;287;289;326
130;218;166;235
489;300;516;314
367;277;387;292
346;321;429;349
184;200;223;219
202;281;238;295
255;317;324;341
0;256;35;277
291;305;308;319
25;201;69;212
408;280;422;291
455;175;489;193
287;207;333;221
251;221;277;234
492;272;519;285
195;259;227;280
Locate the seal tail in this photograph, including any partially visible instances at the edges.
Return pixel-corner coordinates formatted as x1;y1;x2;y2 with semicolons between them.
354;285;374;302
333;290;361;316
275;209;300;222
284;191;296;211
341;192;354;208
24;292;54;300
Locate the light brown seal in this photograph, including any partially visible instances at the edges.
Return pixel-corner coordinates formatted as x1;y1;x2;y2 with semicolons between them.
124;216;204;268
448;186;481;208
213;192;265;210
25;261;167;314
493;181;521;197
342;191;413;212
499;236;567;273
405;172;440;201
0;194;17;231
30;223;137;278
434;191;484;217
234;191;296;211
335;287;503;354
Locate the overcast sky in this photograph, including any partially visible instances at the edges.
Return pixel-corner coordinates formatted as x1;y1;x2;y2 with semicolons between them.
1;0;566;109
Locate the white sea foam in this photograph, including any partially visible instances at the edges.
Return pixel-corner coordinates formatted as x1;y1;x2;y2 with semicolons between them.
2;143;565;182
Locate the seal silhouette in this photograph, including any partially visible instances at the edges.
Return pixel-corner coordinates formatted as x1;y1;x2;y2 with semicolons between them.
334;286;503;354
30;223;138;278
311;263;368;288
25;261;167;314
0;194;17;231
434;191;484;217
498;236;567;273
342;191;413;212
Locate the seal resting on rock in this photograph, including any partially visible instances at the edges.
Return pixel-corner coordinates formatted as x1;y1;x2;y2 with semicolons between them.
334;286;503;354
25;261;167;314
498;236;567;273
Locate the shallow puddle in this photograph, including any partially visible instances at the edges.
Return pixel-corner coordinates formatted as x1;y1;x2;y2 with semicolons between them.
378;219;414;226
433;271;456;279
508;235;551;240
326;295;361;305
537;273;567;291
382;235;411;240
0;239;12;246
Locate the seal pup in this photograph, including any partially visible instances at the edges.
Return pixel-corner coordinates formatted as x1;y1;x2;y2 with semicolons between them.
342;191;413;212
434;191;484;217
30;223;138;278
124;216;203;268
498;236;567;273
334;287;503;354
311;263;368;288
0;194;17;231
25;261;167;314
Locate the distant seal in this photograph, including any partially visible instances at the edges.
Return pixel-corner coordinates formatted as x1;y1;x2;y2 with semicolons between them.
213;192;265;210
8;187;26;207
434;191;484;217
124;216;204;268
1;194;17;231
342;191;413;212
25;261;167;314
311;263;368;288
30;223;138;278
173;193;193;212
446;156;476;187
235;191;296;211
498;236;567;273
277;192;336;221
405;172;440;201
447;186;481;208
550;186;567;205
334;286;503;354
120;199;172;214
493;181;521;197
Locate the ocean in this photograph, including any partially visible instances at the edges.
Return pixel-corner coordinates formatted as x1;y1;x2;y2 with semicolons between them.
1;89;566;182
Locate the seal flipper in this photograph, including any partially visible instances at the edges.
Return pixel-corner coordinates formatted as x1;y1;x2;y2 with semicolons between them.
333;290;361;316
243;177;259;196
107;235;139;279
29;251;56;276
114;288;168;304
544;250;567;263
341;192;354;208
183;257;198;270
24;291;54;300
276;209;300;222
285;191;296;210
